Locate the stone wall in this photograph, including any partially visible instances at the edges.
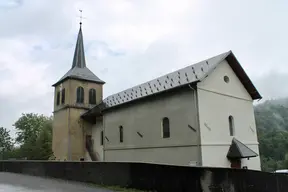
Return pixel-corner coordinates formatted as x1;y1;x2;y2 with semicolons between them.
0;161;287;192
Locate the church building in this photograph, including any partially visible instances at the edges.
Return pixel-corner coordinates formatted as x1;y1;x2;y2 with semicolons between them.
52;24;262;170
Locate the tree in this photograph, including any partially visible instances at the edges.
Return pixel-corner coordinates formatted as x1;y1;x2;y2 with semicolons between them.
0;127;13;159
257;123;288;171
255;99;288;171
14;113;50;145
35;119;53;160
13;113;53;160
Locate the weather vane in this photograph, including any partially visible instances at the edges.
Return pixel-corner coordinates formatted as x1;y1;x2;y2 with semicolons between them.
78;9;86;25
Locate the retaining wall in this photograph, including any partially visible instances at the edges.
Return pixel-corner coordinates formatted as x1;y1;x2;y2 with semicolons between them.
0;161;287;192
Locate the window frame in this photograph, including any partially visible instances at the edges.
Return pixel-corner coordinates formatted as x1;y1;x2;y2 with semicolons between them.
162;117;170;138
89;88;96;105
229;115;235;136
100;131;104;146
119;126;123;143
76;86;84;104
56;91;60;106
61;88;65;104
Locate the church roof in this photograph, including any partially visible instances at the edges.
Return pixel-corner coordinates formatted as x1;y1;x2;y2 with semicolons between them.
227;138;258;159
52;25;105;87
82;50;262;118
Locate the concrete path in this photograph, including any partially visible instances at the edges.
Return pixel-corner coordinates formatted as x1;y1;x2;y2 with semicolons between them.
0;172;113;192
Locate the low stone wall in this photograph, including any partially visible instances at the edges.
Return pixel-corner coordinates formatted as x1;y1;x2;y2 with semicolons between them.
0;161;287;192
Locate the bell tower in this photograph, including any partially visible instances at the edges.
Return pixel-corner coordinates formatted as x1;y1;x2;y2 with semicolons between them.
52;23;105;161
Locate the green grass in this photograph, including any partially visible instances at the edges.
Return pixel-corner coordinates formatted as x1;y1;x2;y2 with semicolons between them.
87;183;149;192
102;185;148;192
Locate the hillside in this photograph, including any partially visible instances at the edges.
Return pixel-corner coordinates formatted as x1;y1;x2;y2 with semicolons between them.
255;98;288;131
255;97;288;171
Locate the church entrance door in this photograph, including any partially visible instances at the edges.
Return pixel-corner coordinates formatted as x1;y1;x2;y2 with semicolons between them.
230;159;241;169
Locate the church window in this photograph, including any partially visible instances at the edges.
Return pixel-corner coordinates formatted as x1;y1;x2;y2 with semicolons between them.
229;116;235;136
224;75;230;83
89;89;96;104
100;131;103;145
162;117;170;138
61;88;65;104
119;126;123;143
76;87;84;103
56;91;60;106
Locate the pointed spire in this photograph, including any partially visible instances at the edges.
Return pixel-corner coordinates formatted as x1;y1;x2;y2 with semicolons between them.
71;24;86;68
52;21;105;87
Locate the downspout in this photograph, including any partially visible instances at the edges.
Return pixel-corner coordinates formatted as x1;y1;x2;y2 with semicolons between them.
103;114;106;161
188;84;202;166
68;79;72;161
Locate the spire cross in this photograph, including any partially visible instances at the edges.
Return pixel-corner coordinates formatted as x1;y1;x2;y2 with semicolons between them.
78;9;86;25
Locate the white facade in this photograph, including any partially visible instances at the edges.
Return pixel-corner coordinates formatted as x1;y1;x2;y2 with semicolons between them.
102;90;200;165
85;120;104;161
197;60;261;170
92;120;104;161
85;53;261;170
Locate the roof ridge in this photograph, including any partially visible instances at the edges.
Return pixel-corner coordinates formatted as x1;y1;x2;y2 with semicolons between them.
198;51;231;82
111;51;231;96
102;51;231;108
104;51;231;96
82;50;262;118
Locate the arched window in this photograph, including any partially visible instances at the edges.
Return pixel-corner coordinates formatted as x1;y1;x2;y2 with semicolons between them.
229;116;235;136
56;91;60;106
89;89;96;104
119;126;123;143
76;87;84;103
100;131;104;146
61;88;65;104
162;117;170;138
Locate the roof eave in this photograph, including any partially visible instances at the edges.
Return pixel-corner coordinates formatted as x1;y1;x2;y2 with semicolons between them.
226;52;262;100
81;101;107;119
227;154;258;159
52;76;106;87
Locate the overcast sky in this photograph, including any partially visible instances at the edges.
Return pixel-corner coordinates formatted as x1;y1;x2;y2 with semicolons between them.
0;0;287;135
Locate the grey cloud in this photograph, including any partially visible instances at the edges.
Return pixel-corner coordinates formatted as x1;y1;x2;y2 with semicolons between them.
0;0;23;9
0;0;73;39
0;98;20;128
92;39;194;97
253;71;288;101
0;91;53;136
1;0;288;136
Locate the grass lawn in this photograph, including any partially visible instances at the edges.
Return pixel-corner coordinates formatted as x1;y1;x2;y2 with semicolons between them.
88;183;150;192
103;185;149;192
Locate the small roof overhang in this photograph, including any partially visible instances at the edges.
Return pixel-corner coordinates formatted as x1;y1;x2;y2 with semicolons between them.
81;102;107;123
227;138;258;159
52;67;105;87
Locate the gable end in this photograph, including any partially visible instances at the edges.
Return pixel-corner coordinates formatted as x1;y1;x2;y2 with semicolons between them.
225;52;261;100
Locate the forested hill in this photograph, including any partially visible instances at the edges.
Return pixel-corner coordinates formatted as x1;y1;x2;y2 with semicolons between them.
255;97;288;171
255;98;288;131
